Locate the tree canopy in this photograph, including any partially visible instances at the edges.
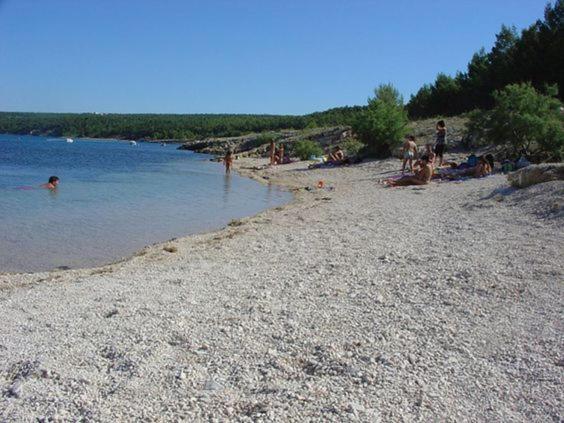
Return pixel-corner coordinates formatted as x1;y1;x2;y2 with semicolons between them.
353;84;408;157
468;83;564;160
407;1;564;118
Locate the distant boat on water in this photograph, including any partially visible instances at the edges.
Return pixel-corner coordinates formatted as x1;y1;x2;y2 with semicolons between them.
66;138;74;143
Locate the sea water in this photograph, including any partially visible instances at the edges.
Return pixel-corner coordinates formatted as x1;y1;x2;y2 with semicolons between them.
0;134;290;272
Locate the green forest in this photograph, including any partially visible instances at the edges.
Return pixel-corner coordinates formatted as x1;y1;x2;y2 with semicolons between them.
407;1;563;118
0;106;364;141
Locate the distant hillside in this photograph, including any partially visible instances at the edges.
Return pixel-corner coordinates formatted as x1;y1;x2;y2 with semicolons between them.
0;106;365;141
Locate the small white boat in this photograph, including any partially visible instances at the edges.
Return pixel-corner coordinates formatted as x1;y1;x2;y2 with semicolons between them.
66;138;74;143
129;140;137;146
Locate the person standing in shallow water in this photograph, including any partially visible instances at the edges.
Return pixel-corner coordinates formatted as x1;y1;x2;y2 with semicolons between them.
223;151;234;174
41;176;59;190
434;120;447;167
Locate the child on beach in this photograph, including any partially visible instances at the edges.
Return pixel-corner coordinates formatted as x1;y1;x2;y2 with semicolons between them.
224;151;234;174
400;136;418;173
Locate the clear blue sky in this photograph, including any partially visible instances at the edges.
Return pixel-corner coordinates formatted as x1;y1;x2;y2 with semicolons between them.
0;0;548;115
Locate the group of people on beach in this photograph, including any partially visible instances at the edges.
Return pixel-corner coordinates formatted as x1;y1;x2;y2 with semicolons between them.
387;120;495;187
269;140;291;165
223;140;349;173
221;119;528;182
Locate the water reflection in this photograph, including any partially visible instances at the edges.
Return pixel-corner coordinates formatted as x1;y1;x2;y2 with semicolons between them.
223;173;232;206
266;182;273;203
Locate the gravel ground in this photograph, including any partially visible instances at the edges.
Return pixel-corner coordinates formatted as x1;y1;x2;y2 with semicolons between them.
1;158;562;422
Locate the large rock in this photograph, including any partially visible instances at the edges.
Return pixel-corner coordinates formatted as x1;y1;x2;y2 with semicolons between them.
508;163;564;188
177;126;352;157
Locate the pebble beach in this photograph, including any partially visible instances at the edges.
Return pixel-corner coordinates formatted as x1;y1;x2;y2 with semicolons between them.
1;158;563;421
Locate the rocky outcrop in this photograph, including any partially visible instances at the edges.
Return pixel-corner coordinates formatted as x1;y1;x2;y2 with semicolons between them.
508;163;564;188
178;126;352;157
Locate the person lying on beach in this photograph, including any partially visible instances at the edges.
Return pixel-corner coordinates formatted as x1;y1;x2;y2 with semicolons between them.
474;156;492;177
441;161;458;168
41;176;60;190
386;155;432;187
328;146;345;164
223;151;234;174
401;136;418;174
441;156;492;179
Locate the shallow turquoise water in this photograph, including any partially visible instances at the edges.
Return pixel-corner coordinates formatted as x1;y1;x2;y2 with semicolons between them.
0;134;290;272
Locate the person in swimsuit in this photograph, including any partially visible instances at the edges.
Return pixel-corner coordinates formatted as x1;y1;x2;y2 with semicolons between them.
223;151;234;174
424;143;436;168
434;120;447;167
269;140;276;165
329;146;345;164
387;155;433;187
442;156;492;179
401;135;418;174
41;176;60;190
473;156;492;177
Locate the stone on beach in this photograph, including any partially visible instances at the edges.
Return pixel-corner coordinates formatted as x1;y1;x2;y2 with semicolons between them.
508;163;564;188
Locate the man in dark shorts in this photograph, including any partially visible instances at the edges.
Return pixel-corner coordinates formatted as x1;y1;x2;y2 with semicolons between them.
434;120;446;167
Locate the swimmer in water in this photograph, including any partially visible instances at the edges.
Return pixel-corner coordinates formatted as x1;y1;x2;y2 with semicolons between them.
41;176;60;190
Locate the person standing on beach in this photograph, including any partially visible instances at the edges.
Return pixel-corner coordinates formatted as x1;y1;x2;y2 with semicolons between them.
269;140;276;165
434;120;447;167
400;136;418;173
224;151;234;174
41;176;60;190
278;144;285;164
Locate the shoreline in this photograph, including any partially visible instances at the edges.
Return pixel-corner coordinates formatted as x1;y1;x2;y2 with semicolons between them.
0;157;562;420
0;158;295;285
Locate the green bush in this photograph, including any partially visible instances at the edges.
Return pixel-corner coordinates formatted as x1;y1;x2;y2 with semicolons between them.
468;83;564;160
341;138;363;157
353;84;409;157
294;140;323;160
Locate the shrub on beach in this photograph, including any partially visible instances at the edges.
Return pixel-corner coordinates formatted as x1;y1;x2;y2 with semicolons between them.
353;84;409;157
468;83;564;160
340;138;364;157
294;139;323;160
